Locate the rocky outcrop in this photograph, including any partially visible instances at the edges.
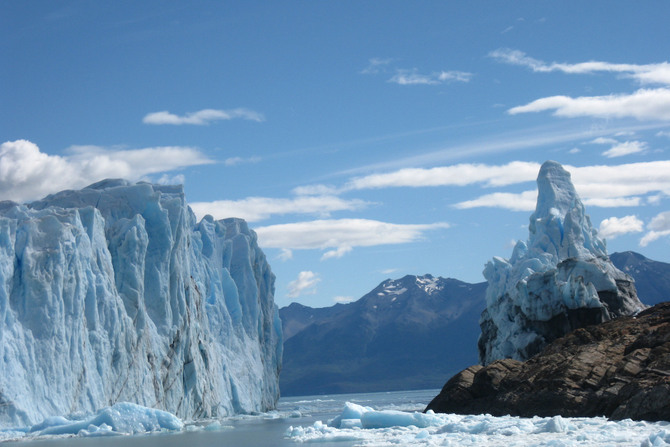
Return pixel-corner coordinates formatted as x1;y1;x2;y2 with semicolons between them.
426;302;670;421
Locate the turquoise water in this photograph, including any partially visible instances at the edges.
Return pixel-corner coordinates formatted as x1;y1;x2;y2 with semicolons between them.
7;389;438;447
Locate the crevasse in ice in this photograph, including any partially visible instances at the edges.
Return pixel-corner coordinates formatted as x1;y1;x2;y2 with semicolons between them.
478;161;644;365
0;179;282;427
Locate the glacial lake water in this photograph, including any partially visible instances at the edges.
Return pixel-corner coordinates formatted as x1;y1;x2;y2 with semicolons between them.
6;388;670;446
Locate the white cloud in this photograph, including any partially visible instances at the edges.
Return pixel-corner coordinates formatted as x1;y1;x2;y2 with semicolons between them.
277;248;293;261
640;211;670;246
582;197;641;208
490;48;670;85
602;140;647;158
224;156;261;167
568;147;581;154
590;137;619;145
345;161;541;191
454;190;537;212
287;271;321;298
508;88;670;121
254;219;450;257
321;245;353;261
388;69;472;85
361;57;393;74
189;195;370;222
156;173;185;185
142;108;264;125
598;215;644;239
0;140;213;203
491;50;670;122
333;296;354;304
388;160;670;212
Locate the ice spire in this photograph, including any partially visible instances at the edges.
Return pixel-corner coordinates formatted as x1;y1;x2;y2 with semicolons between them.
478;161;644;365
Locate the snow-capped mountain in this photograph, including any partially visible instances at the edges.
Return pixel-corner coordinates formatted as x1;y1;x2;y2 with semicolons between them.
0;180;282;427
479;161;644;365
280;274;486;396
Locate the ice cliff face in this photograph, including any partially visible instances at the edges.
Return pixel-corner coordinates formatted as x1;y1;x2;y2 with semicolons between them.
478;161;644;365
0;180;282;427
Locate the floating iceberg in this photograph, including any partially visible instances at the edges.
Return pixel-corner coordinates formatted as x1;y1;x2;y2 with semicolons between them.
28;402;183;437
478;161;644;364
286;401;670;446
0;180;282;428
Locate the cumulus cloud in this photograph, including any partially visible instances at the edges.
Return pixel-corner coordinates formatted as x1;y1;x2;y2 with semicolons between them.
389;69;472;85
189;195;370;222
598;215;644;240
640;211;670;246
0;140;213;203
143;108;264;125
287;271;321;298
254;219;450;258
508;88;670;121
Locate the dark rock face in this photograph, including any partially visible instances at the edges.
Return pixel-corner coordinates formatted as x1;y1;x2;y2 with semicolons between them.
427;302;670;421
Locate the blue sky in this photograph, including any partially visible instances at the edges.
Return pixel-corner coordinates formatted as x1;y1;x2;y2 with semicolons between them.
3;1;670;308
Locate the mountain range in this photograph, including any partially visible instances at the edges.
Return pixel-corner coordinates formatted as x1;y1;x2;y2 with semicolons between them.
280;251;670;396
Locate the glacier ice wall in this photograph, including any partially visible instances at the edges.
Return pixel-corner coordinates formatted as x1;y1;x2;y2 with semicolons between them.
478;161;644;365
0;180;282;427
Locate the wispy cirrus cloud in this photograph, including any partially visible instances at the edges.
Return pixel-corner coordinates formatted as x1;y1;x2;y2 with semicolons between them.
362;57;472;86
255;218;450;259
589;137;648;158
508;88;670;121
189;195;370;222
224;156;262;167
0;140;213;203
344;161;541;190
389;69;473;85
490;48;670;85
452;161;670;211
143;108;264;125
454;190;538;211
491;49;670;122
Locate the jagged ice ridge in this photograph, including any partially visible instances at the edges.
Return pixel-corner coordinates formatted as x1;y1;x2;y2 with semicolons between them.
478;161;644;365
0;179;282;427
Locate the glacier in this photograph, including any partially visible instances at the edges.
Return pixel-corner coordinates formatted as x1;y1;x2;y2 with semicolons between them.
478;161;644;365
0;179;282;428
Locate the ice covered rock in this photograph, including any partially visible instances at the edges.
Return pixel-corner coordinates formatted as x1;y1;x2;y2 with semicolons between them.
478;161;644;365
0;180;282;428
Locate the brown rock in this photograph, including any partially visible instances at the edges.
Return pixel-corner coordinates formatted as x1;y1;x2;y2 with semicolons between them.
426;302;670;421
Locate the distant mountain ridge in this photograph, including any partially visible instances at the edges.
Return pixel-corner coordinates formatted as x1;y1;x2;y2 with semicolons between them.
280;275;486;396
280;251;670;397
610;251;670;306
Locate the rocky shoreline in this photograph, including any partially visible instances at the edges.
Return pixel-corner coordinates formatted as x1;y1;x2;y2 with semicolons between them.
426;302;670;421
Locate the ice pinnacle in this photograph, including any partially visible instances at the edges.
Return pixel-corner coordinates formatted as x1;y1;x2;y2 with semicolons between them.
478;161;644;365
